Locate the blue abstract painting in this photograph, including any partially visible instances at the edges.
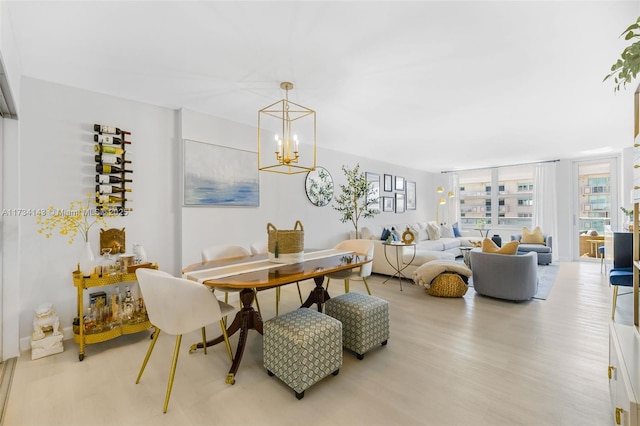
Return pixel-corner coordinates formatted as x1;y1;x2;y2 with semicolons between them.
183;140;259;207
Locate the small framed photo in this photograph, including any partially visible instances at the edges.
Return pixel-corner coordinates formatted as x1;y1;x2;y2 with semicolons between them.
383;196;395;212
383;174;393;192
395;193;405;213
395;176;405;191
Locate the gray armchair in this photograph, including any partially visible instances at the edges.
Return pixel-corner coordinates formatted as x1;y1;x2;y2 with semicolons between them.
510;234;552;265
470;249;538;301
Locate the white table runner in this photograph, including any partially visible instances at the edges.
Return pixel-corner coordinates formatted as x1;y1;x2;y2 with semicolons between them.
186;249;353;283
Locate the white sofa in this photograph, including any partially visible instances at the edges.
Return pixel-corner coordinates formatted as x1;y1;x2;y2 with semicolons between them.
360;222;481;277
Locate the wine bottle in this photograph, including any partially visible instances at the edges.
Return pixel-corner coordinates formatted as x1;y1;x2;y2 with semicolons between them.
96;164;132;174
94;134;124;144
96;185;132;194
94;124;122;135
96;175;133;184
94;145;124;155
94;154;131;165
97;194;130;204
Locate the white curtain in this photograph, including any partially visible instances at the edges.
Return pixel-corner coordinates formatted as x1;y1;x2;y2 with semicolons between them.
447;173;460;225
532;162;558;261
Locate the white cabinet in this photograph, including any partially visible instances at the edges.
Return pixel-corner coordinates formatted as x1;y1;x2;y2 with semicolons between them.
609;323;640;425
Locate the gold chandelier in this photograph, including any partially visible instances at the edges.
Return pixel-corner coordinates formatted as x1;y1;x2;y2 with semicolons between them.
258;82;316;174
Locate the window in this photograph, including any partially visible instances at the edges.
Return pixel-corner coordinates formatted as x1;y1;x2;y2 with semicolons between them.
458;164;534;228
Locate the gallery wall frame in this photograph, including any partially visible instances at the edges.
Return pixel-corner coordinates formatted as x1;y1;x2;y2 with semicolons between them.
406;181;416;210
395;192;405;213
383;174;393;192
183;139;259;207
366;172;381;212
395;176;405;192
383;196;395;212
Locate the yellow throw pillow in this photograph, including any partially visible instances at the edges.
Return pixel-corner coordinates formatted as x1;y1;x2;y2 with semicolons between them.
481;238;519;255
521;226;545;245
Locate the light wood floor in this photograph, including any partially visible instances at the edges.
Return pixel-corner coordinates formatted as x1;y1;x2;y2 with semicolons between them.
3;261;622;426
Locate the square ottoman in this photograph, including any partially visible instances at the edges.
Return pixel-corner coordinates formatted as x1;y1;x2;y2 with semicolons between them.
324;292;389;360
263;308;342;399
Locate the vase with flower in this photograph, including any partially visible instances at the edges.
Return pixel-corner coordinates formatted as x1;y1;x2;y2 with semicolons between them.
621;207;634;232
37;193;118;277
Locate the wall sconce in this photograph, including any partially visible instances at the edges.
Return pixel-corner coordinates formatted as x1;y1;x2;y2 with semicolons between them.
257;82;316;174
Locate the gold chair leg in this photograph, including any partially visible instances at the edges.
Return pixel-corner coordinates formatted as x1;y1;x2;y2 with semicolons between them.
363;277;371;295
345;279;350;293
612;285;619;320
296;282;303;304
326;278;331;291
163;335;182;413
276;287;280;317
220;319;233;363
201;327;207;355
136;327;161;384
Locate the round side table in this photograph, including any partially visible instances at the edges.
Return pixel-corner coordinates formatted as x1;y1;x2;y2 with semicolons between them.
459;247;472;268
382;242;416;291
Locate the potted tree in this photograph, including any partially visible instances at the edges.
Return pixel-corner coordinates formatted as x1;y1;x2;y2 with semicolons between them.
332;163;379;239
604;16;640;91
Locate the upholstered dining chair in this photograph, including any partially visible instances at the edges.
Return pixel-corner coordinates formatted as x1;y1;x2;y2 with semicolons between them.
325;239;374;295
610;267;633;320
135;268;237;413
201;245;261;315
250;241;303;316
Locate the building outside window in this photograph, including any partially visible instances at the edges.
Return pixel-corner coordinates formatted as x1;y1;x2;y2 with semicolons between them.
579;173;610;234
458;164;534;229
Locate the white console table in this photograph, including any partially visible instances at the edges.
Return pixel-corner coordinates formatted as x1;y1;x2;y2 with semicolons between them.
609;322;640;426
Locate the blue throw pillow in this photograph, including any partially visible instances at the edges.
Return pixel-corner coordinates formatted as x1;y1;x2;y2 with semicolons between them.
452;223;461;237
381;228;391;241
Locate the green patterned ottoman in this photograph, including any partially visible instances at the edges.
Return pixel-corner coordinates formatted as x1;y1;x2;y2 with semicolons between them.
263;308;342;400
324;292;389;360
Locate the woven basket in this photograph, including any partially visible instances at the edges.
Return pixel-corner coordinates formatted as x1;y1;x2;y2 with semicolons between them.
267;220;304;264
426;273;468;298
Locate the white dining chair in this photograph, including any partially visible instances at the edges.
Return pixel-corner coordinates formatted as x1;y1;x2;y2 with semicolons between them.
250;241;303;316
201;245;261;314
135;268;237;413
325;239;374;295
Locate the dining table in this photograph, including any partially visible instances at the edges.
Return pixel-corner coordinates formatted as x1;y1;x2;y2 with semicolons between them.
181;248;373;385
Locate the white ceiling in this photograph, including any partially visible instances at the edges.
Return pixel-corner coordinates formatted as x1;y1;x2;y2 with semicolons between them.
5;0;639;172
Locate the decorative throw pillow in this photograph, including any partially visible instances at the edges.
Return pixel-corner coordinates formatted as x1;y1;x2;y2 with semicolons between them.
381;228;391;241
481;238;519;255
426;221;440;240
521;226;545;245
452;222;462;237
440;223;455;238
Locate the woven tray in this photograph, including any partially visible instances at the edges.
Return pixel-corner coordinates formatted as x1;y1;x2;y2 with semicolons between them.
426;273;468;298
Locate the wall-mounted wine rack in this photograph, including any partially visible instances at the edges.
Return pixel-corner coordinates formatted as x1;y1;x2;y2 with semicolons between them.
93;124;132;215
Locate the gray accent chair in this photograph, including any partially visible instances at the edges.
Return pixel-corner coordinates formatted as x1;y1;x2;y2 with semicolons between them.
470;249;538;301
510;234;552;265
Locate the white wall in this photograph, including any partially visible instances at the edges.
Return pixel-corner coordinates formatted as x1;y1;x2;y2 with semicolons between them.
179;109;434;267
13;77;178;349
7;81;435;350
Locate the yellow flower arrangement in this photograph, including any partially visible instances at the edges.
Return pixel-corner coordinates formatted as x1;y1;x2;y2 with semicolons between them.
36;193;119;244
